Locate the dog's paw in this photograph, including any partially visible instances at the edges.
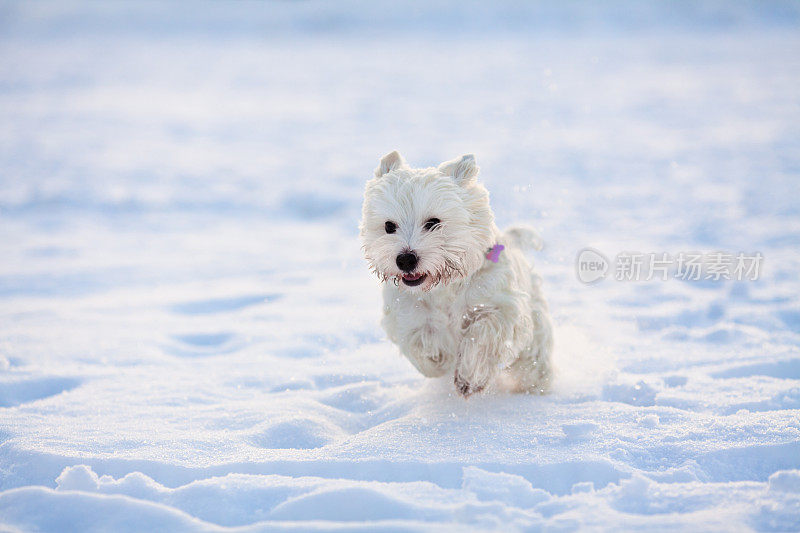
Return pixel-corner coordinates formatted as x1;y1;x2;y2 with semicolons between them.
454;371;484;398
411;351;449;378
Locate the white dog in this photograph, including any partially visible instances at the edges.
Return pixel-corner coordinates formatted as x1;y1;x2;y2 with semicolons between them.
360;151;553;397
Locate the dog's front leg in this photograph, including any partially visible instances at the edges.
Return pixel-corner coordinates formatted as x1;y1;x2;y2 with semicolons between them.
455;312;511;397
401;328;452;378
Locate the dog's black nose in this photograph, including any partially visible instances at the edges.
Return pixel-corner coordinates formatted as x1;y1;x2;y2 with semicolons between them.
396;252;418;273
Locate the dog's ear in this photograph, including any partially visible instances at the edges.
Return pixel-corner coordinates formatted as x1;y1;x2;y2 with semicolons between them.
374;150;408;178
438;154;478;185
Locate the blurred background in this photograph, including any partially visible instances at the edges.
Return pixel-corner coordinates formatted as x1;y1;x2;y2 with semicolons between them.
2;1;798;359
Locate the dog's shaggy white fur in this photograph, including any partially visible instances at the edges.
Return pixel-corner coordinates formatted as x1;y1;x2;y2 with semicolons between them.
360;151;553;397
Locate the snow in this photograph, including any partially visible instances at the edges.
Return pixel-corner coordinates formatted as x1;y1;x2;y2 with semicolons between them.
1;1;799;531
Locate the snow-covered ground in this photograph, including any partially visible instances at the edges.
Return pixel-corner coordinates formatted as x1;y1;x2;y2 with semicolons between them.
1;2;799;531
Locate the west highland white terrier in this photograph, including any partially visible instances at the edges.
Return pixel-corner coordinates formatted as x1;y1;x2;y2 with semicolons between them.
360;151;553;397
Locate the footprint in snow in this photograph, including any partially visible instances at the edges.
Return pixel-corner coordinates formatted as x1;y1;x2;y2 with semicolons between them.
165;332;242;358
169;294;280;315
711;359;800;380
0;376;82;408
317;382;384;414
248;419;343;450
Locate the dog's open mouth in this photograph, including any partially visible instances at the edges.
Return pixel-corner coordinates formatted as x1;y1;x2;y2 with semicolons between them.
401;272;427;287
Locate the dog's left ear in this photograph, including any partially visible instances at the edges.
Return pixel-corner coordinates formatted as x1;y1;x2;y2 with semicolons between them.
438;154;479;185
374;150;409;178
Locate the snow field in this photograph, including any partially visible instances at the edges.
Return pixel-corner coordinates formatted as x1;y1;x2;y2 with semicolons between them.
1;2;799;531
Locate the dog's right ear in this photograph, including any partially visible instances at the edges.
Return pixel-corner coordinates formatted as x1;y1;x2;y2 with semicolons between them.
374;150;408;178
438;154;478;186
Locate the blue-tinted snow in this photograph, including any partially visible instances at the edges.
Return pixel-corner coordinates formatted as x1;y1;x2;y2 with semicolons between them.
1;1;799;531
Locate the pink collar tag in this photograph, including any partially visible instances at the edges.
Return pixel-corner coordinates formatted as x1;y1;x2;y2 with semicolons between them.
486;244;504;263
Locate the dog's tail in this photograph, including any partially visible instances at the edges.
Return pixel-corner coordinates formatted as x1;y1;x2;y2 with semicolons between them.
503;224;544;251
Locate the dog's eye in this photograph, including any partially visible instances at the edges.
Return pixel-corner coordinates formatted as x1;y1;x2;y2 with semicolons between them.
423;218;441;231
385;221;397;234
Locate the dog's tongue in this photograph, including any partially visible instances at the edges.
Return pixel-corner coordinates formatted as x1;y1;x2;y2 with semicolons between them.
402;272;423;281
